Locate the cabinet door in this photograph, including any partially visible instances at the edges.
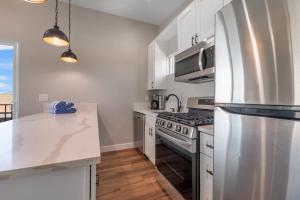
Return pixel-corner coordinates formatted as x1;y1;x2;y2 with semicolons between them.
147;43;155;90
197;0;223;41
90;165;97;200
148;125;156;165
0;166;92;200
200;132;214;157
200;154;213;200
153;43;167;89
145;122;151;157
147;42;166;90
145;116;156;165
177;2;196;52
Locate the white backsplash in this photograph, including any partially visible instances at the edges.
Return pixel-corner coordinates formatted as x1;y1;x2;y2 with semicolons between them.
162;74;215;112
143;75;215;113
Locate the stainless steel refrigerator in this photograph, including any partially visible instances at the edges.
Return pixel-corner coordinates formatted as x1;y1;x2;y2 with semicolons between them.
214;0;300;200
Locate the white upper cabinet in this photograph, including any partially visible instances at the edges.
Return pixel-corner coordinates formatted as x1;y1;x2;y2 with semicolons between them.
177;0;225;52
147;42;167;90
196;0;224;42
177;2;196;52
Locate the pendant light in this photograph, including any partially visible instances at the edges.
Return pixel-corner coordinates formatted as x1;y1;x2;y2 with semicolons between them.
43;0;69;47
61;0;78;63
23;0;47;3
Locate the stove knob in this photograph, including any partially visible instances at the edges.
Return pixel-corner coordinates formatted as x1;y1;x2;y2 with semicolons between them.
176;125;182;132
183;127;189;135
167;122;173;128
161;121;166;126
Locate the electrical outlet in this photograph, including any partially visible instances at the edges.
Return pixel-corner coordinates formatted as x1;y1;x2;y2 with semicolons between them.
39;94;48;102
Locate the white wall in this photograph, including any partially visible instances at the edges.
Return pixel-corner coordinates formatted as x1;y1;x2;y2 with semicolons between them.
0;0;158;147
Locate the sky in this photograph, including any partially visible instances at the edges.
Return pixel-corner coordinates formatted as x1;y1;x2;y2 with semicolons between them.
0;46;14;94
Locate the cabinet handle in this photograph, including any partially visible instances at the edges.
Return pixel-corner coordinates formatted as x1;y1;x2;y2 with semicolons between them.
195;34;198;44
206;170;214;176
192;36;195;46
96;174;100;186
206;144;214;149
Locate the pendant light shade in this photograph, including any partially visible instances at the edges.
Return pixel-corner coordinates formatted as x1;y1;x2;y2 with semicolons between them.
61;0;78;63
24;0;47;3
43;25;69;46
43;0;69;47
61;49;78;63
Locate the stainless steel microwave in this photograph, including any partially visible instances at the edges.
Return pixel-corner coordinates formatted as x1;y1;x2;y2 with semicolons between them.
175;41;215;83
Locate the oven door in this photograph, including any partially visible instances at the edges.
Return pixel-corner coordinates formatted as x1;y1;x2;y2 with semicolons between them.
155;129;198;200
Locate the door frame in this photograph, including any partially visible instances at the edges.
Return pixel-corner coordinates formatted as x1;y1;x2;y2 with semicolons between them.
0;40;20;119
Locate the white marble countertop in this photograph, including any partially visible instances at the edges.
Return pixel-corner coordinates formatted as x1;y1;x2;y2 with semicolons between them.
133;102;163;118
198;125;214;136
0;103;101;178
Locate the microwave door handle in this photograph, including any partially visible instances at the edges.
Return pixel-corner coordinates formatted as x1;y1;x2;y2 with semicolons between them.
199;47;204;71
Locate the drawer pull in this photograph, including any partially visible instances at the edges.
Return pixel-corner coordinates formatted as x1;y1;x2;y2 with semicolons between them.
206;144;214;149
206;170;214;176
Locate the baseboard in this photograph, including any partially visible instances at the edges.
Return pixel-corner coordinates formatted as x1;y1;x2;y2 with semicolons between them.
101;142;137;153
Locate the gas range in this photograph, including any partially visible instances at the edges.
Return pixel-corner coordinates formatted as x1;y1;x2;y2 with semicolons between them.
156;97;214;140
155;97;214;200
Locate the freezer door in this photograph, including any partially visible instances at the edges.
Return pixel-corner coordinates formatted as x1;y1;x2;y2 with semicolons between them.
215;0;300;106
214;107;300;200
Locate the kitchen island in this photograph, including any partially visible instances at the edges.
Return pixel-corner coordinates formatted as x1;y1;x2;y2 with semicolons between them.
0;103;101;200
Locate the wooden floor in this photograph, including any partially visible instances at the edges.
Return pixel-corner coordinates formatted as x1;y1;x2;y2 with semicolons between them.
97;148;171;200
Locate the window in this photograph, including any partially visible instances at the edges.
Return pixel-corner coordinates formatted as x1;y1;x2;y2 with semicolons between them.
166;55;175;75
0;43;18;122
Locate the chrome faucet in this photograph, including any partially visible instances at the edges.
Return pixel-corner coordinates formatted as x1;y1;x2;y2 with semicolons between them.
166;94;182;113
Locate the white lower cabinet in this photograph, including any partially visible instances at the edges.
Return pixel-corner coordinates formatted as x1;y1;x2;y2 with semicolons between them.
145;115;156;165
200;154;213;200
200;132;214;158
0;165;97;200
200;131;214;200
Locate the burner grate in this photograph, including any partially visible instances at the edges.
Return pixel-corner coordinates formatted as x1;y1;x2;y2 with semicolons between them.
158;112;214;126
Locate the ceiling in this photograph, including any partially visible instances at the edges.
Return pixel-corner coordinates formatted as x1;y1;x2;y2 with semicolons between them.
61;0;188;25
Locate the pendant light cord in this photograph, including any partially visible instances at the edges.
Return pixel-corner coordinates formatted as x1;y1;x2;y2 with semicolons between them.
55;0;58;27
68;0;71;49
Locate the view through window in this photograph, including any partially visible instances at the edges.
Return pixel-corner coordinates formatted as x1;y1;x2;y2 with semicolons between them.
0;45;14;122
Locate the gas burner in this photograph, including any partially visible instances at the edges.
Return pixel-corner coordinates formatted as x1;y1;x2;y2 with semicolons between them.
156;97;214;139
158;112;214;126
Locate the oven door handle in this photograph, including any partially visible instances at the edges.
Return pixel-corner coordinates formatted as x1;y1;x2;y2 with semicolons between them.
198;47;204;71
156;128;192;149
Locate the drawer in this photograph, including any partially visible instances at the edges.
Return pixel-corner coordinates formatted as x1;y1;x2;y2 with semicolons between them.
200;132;214;157
146;115;156;127
200;154;213;200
